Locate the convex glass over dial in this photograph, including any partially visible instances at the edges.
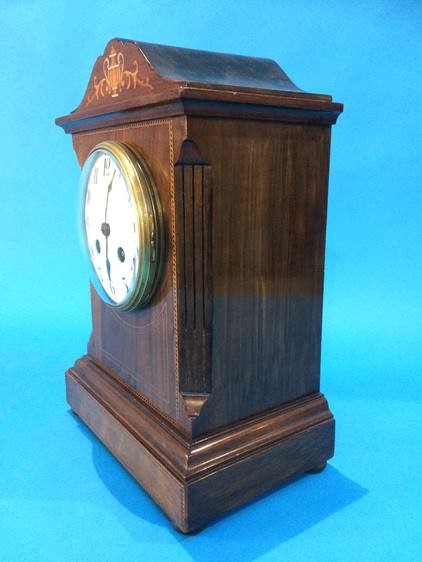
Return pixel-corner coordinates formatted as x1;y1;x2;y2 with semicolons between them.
81;141;163;311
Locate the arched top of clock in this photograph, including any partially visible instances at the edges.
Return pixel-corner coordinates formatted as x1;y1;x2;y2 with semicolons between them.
56;38;343;133
129;39;302;93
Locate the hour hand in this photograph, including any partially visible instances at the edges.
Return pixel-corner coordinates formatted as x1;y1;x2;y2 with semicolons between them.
106;257;111;281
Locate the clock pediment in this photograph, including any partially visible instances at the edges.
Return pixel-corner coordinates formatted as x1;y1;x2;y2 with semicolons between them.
75;39;174;114
56;38;342;133
74;37;305;113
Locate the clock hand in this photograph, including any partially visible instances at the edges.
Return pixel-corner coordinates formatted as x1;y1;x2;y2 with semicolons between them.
104;169;116;222
105;231;113;295
106;238;111;281
106;258;112;284
102;169;116;293
105;239;115;297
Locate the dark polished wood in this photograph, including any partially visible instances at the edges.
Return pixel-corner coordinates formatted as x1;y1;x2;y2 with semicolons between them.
186;118;332;435
174;140;213;418
308;462;328;474
57;38;342;532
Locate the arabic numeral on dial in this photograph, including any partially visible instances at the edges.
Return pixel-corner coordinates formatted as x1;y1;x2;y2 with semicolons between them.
103;157;111;176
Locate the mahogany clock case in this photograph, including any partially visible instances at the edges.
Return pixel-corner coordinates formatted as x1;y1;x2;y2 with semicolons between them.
56;38;343;533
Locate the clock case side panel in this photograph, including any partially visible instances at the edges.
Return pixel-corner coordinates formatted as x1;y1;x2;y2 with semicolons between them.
70;116;191;430
185;116;334;436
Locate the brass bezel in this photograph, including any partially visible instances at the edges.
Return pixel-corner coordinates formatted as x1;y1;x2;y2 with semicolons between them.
82;141;164;311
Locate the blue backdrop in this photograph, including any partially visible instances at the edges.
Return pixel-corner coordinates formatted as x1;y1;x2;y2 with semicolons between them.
1;1;421;560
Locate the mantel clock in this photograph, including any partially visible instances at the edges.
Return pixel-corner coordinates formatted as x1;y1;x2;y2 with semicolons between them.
56;38;343;533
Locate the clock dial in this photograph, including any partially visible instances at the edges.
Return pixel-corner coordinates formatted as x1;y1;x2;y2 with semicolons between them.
80;142;163;311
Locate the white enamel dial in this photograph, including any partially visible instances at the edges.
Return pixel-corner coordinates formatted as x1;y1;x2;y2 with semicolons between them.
81;142;163;311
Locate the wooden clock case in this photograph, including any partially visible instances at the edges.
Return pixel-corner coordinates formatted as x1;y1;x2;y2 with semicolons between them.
56;38;343;533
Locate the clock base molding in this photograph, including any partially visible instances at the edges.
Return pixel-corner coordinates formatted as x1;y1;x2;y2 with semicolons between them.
66;356;335;533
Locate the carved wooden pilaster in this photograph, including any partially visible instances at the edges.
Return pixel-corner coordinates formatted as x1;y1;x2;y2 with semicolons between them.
174;140;213;418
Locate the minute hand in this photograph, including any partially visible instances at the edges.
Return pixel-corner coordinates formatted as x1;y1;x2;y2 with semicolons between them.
102;169;116;287
104;169;116;222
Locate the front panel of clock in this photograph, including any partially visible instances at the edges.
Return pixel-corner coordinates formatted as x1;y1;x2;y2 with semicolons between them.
73;123;184;423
